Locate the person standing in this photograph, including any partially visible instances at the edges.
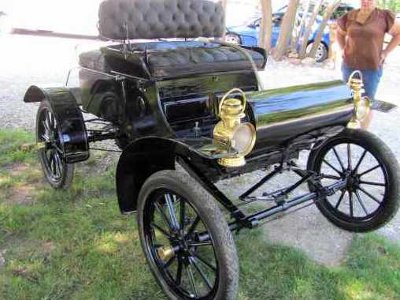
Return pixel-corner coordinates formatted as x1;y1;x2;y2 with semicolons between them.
336;0;400;103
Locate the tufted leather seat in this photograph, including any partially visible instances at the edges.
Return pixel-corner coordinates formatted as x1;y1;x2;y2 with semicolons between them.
79;42;266;79
146;45;265;78
98;0;225;40
79;0;266;79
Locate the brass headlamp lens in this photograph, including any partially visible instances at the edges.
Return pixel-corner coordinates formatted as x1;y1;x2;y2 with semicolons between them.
231;123;256;154
355;96;370;120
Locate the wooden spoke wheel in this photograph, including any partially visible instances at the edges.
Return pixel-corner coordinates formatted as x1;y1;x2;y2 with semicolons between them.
36;100;74;189
137;170;238;300
308;129;400;232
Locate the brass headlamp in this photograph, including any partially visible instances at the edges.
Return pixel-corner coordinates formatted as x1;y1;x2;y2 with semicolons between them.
213;88;256;167
347;70;371;129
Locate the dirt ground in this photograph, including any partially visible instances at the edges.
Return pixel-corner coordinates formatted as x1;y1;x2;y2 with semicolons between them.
1;33;399;266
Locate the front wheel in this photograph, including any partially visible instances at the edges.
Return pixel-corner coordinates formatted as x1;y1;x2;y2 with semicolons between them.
307;129;400;232
36;100;74;189
137;170;238;300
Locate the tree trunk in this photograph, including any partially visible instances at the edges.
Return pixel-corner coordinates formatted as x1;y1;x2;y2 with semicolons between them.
298;0;323;59
272;0;299;60
308;0;341;59
292;0;310;50
259;0;272;52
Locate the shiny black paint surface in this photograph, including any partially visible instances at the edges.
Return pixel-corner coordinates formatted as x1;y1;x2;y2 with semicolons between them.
247;80;353;149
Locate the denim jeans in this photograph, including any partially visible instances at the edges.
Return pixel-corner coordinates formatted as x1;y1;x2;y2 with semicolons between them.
341;63;383;101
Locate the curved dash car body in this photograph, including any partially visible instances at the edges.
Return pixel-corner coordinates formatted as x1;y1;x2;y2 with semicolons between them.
23;0;399;299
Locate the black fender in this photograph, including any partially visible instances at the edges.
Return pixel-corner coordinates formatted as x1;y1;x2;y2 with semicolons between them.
24;85;89;163
116;137;220;214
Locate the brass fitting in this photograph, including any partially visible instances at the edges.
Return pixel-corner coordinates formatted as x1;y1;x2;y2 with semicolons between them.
347;71;371;129
157;246;175;262
213;88;256;168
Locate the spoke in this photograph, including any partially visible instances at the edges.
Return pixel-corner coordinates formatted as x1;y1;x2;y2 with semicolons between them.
353;150;367;174
189;257;212;290
347;144;352;170
322;159;342;175
154;202;173;229
176;258;183;285
186;263;198;298
191;252;217;272
42;119;49;134
187;216;201;237
332;147;345;172
359;180;386;187
50;151;57;175
354;190;369;216
358;187;382;205
165;194;179;231
359;165;380;177
164;255;176;269
48;111;55;129
54;152;62;178
151;222;172;238
189;241;212;247
349;191;354;217
335;189;346;209
46;149;52;163
44;115;51;133
180;198;186;231
321;174;341;180
41;134;50;142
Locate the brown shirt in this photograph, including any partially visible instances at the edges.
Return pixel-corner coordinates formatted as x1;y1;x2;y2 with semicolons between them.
337;8;396;70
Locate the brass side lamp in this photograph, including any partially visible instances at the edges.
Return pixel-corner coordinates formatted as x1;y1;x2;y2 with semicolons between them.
213;88;256;168
347;70;371;129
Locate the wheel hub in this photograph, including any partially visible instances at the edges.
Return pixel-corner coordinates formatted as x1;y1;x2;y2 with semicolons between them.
157;246;175;262
345;171;360;191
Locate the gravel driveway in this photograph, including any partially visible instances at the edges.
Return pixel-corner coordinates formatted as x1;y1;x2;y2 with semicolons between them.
1;33;399;265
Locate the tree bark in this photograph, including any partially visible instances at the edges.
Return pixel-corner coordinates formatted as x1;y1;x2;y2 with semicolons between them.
298;0;323;59
308;0;341;59
259;0;272;52
292;0;310;50
273;0;299;60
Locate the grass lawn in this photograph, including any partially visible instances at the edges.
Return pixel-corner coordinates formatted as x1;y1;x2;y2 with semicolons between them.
0;129;399;300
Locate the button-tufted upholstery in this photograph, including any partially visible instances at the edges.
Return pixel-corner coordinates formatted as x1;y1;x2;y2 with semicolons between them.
98;0;225;40
147;46;265;78
79;41;266;79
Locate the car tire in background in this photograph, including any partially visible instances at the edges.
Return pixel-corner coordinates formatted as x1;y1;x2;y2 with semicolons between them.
306;41;328;62
224;32;242;45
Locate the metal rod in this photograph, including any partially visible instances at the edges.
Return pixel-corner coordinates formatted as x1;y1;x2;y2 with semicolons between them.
247;192;317;224
239;166;281;200
177;157;248;222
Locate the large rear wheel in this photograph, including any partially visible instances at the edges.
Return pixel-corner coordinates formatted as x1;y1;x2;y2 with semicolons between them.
307;129;400;232
36;100;74;189
137;170;238;300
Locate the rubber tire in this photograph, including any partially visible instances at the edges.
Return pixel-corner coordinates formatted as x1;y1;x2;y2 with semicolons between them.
307;129;400;232
306;41;328;63
225;32;242;45
137;170;239;300
36;100;74;189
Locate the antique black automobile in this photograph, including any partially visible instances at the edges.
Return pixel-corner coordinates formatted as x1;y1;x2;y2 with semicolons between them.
23;0;400;299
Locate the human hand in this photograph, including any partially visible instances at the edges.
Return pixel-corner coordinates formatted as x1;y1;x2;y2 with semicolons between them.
380;49;389;65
